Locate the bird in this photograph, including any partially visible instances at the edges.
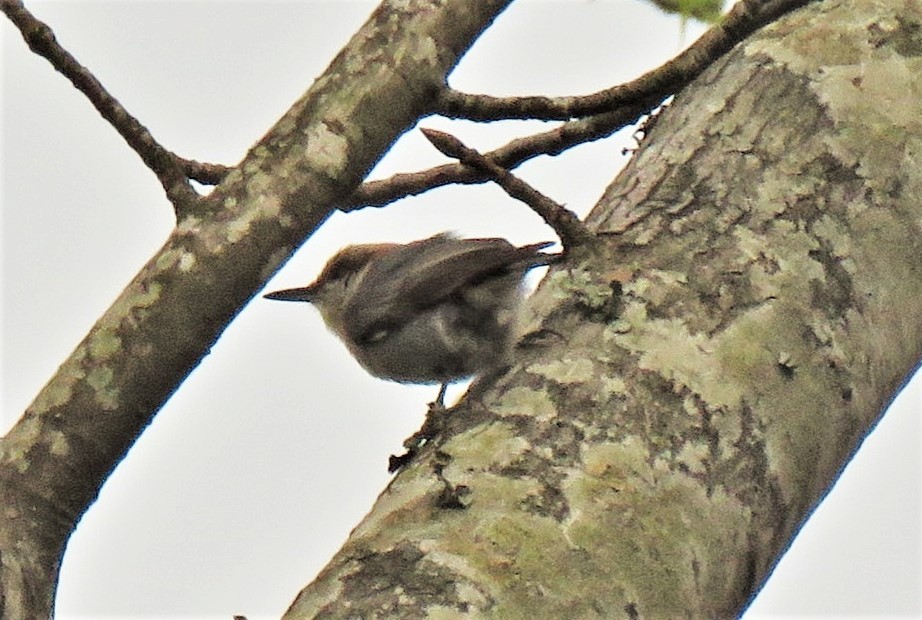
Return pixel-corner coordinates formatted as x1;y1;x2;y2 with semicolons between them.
264;233;554;405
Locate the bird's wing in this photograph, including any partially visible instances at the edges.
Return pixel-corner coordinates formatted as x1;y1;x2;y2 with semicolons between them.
343;234;551;342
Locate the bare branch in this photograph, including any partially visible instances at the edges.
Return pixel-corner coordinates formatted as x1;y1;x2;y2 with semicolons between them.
343;97;656;211
175;157;234;186
435;0;815;121
0;0;220;213
421;128;594;248
342;0;815;212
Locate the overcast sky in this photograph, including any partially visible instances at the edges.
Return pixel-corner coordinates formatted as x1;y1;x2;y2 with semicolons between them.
2;1;919;618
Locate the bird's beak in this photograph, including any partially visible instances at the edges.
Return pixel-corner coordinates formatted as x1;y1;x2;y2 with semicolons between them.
264;285;317;303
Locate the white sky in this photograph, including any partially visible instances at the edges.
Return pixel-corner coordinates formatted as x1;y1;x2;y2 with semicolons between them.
1;1;919;618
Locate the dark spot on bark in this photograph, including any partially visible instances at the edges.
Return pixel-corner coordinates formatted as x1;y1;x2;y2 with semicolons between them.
776;359;796;380
625;602;640;620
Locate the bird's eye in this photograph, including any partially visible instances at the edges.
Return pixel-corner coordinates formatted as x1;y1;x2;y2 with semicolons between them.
357;324;391;345
365;329;389;343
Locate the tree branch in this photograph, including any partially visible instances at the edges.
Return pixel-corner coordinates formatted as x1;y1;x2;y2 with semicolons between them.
343;0;817;213
343;97;657;211
421;128;594;248
435;0;816;121
0;0;231;213
175;157;233;186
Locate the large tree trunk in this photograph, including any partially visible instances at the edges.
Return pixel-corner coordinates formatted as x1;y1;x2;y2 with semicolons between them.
0;2;511;618
284;0;922;616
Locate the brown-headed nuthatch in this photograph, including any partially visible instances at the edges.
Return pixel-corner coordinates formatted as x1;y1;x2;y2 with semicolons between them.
265;233;553;403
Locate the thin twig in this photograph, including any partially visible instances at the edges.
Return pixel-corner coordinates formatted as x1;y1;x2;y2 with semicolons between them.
342;0;813;212
435;0;814;121
421;128;594;249
1;0;229;213
176;157;233;186
343;98;656;211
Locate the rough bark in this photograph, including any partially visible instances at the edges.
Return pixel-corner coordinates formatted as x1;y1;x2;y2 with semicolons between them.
284;0;922;617
0;2;512;617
